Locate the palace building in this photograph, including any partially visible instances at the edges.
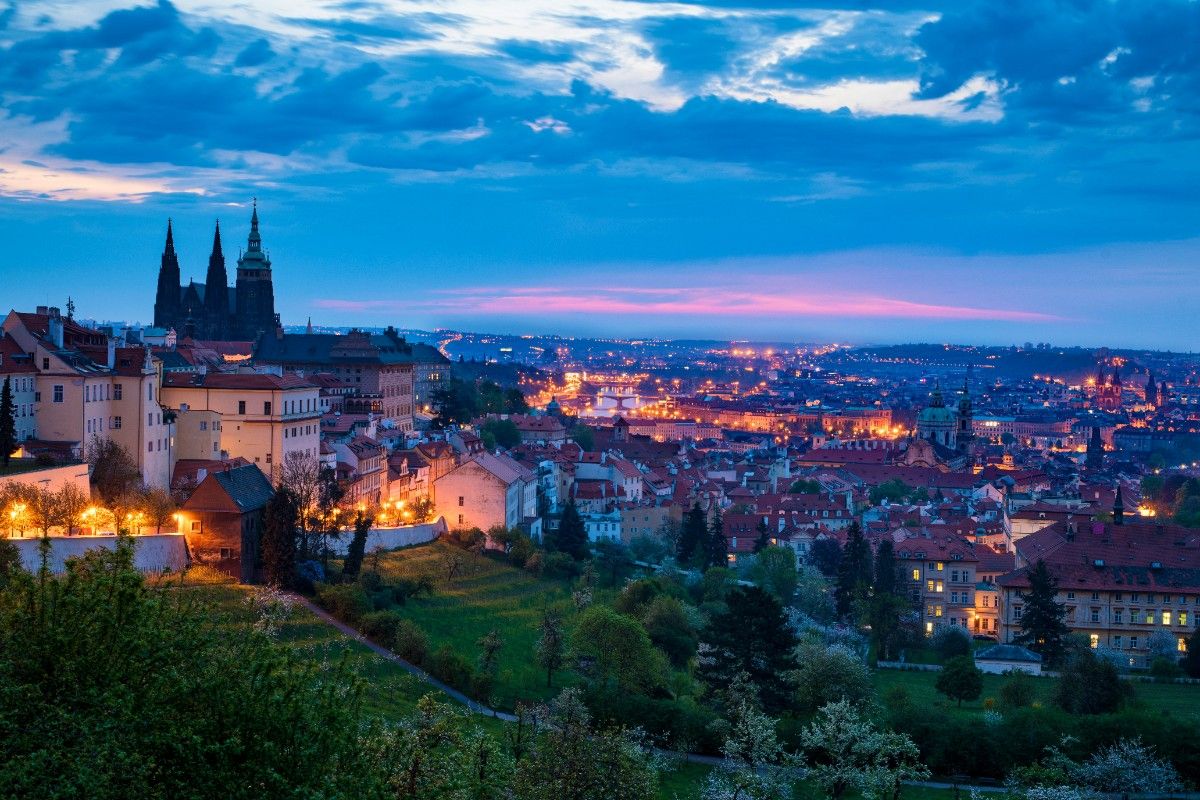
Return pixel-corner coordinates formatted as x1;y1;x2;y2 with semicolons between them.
153;202;279;342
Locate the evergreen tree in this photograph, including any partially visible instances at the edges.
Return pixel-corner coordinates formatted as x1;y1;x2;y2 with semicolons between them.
0;377;15;466
555;500;590;561
706;507;728;568
753;518;771;553
1014;559;1071;666
677;502;707;563
868;538;905;660
341;510;374;578
700;585;798;711
835;522;871;620
261;488;299;587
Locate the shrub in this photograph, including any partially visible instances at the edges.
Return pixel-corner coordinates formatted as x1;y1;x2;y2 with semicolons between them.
791;640;874;715
315;582;373;626
361;610;405;650
930;625;972;661
540;551;579;580
392;619;429;664
1149;656;1183;681
1054;651;1133;715
427;644;475;691
999;669;1037;710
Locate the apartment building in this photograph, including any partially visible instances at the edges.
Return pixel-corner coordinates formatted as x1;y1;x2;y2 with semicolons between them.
161;372;319;476
997;518;1200;667
2;308;171;487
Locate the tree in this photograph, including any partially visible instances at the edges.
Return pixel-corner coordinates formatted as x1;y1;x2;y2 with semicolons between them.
569;424;594;451
1053;649;1132;714
0;376;15;466
789;479;823;494
341;510;374;579
930;625;972;661
276;450;322;560
869;540;905;660
700;586;798;711
705;507;728;568
261;488;299;587
1183;628;1200;678
514;689;658;800
801;700;927;800
641;595;698;668
430;377;480;429
936;656;983;707
477;629;504;676
1014;560;1071;666
139;486;175;534
480;418;521;450
369;694;513;799
535;609;566;687
869;480;911;506
0;542;388;798
551;501;589;561
55;483;89;536
593;539;631;586
678;502;707;564
792;641;874;715
572;605;666;695
87;436;140;505
749;546;798;603
703;673;801;800
752;519;771;553
1072;738;1183;794
808;537;843;577
835;522;871;621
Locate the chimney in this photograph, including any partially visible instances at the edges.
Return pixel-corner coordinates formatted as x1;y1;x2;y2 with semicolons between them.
106;338;116;369
48;316;64;349
35;305;48;315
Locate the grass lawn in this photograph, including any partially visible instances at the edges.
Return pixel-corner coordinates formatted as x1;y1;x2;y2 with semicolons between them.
873;668;1200;721
161;579;449;723
371;540;596;709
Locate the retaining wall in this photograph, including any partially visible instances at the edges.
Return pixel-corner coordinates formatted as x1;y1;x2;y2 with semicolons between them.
324;518;446;556
12;533;188;574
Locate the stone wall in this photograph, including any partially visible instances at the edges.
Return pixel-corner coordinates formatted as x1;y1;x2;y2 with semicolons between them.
12;533;188;574
325;518;446;556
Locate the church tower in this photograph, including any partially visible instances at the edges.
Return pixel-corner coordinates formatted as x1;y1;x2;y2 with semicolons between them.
153;219;181;329
234;200;277;340
956;368;974;454
202;221;230;339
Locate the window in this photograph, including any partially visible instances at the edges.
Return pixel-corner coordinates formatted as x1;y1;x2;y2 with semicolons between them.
911;568;920;581
1113;635;1122;648
238;400;246;414
458;496;465;507
1092;592;1100;601
112;416;121;429
1130;636;1138;650
191;521;201;531
1163;611;1172;626
147;443;153;453
199;421;207;431
936;562;944;571
1091;609;1100;623
264;401;271;415
113;384;122;400
1089;633;1099;648
1067;591;1075;600
1146;610;1155;625
1180;637;1188;653
457;514;464;525
266;453;272;465
1014;605;1023;619
1114;609;1123;624
219;547;232;560
52;384;63;403
42;357;49;370
1114;592;1123;601
1181;612;1189;626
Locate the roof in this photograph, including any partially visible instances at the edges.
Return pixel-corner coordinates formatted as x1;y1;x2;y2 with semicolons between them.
975;644;1042;663
211;464;275;511
163;371;316;390
254;329;417;367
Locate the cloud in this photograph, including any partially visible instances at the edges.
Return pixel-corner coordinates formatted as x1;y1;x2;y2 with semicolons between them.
316;284;1059;323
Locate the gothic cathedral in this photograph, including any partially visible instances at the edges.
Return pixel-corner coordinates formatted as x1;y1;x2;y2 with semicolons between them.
153;202;279;341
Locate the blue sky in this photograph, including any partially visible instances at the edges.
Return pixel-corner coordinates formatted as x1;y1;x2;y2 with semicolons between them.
0;0;1197;348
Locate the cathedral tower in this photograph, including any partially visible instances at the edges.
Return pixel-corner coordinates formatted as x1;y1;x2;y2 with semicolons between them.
153;219;181;329
202;221;230;339
233;200;277;340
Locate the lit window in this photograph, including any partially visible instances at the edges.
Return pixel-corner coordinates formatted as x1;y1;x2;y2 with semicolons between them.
912;568;920;581
1089;634;1099;648
936;562;944;571
1162;611;1172;626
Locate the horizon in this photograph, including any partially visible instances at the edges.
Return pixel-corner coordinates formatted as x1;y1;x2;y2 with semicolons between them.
2;1;1198;349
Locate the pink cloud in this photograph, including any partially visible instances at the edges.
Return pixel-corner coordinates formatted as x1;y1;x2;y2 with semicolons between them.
315;285;1060;322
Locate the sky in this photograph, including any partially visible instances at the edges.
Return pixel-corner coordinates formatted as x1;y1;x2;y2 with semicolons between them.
0;0;1197;349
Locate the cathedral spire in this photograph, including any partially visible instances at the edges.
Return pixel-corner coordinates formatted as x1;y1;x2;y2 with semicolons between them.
210;220;224;260
203;220;230;328
165;218;175;255
154;218;183;329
